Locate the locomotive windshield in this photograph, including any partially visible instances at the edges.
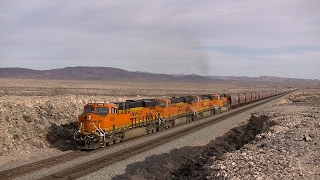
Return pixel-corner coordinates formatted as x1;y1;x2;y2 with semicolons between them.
84;107;94;113
211;95;218;100
96;107;108;116
83;107;108;116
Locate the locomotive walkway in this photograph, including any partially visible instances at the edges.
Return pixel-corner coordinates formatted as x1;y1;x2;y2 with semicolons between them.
0;91;292;180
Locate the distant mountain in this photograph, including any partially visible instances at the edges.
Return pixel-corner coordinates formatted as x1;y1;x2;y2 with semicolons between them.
0;67;205;82
208;75;320;86
0;67;319;86
172;73;186;77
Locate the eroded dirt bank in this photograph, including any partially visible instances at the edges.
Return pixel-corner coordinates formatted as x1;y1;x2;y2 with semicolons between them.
113;89;320;180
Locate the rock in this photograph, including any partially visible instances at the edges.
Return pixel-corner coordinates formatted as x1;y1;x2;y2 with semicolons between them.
216;153;231;161
303;135;312;142
219;164;226;170
308;133;315;138
255;134;263;140
23;115;32;122
243;144;256;150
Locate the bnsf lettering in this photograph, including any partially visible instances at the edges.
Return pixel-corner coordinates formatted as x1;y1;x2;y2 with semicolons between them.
130;111;142;117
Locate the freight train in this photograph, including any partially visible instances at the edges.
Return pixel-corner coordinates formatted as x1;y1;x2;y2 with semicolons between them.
74;90;281;149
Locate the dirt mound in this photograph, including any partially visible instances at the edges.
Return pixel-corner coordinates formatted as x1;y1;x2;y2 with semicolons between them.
0;96;79;157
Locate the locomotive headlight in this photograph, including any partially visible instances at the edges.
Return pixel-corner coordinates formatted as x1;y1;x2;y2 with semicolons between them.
88;115;92;120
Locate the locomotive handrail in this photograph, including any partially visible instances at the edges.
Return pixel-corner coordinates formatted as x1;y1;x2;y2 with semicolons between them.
91;123;105;142
78;122;82;132
73;122;83;141
189;106;197;116
156;114;166;126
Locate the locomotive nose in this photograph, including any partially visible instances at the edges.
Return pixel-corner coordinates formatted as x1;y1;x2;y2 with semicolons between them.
80;114;92;121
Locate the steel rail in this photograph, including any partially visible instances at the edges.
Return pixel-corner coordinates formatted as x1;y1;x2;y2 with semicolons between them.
0;151;88;180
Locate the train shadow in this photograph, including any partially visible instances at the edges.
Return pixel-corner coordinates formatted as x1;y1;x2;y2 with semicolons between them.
45;122;79;151
112;145;207;180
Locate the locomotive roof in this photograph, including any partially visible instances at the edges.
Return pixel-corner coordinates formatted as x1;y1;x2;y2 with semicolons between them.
85;102;118;108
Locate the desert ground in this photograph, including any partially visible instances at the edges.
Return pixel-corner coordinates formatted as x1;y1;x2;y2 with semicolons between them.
0;78;318;179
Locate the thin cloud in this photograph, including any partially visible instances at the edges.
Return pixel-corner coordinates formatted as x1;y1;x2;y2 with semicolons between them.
0;0;319;79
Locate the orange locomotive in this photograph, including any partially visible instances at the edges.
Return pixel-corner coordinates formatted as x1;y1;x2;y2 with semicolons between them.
74;99;160;149
209;93;229;112
74;94;230;149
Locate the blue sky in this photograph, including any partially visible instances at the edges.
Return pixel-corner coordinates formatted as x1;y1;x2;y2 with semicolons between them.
1;0;320;79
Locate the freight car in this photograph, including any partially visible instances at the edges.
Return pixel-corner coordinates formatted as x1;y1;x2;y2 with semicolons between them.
245;93;252;104
74;90;285;149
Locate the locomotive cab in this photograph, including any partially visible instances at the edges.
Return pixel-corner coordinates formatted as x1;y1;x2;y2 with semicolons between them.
209;94;228;107
154;98;170;118
187;95;203;111
77;102;119;136
75;99;161;149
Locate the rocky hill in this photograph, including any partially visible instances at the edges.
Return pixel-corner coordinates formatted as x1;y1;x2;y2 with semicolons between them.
0;67;319;86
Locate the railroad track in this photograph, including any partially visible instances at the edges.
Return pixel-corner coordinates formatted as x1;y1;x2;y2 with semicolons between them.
0;136;125;179
0;91;292;180
0;151;87;180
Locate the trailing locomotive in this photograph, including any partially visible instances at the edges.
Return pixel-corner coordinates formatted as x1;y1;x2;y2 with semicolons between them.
74;90;279;149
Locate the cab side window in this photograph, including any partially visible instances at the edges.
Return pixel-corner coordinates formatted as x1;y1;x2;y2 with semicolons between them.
158;102;166;108
111;108;118;114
